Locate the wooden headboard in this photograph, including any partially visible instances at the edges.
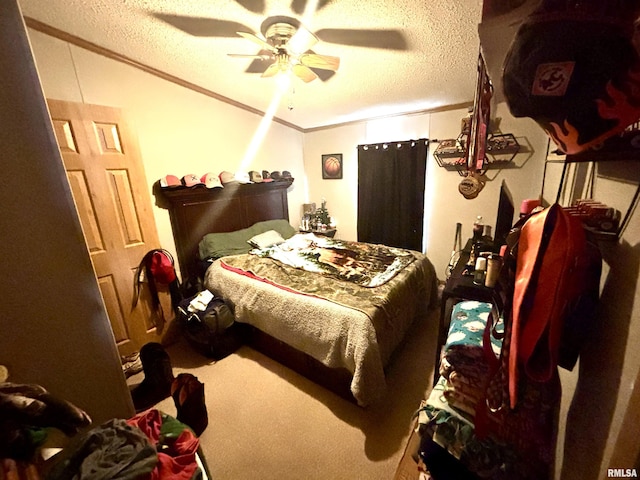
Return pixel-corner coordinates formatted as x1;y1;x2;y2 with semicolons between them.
155;180;293;282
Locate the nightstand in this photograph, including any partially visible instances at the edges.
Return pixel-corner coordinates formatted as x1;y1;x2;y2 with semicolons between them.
299;228;337;238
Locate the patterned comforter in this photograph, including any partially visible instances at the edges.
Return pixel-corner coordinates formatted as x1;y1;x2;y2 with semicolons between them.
250;233;416;287
204;236;437;406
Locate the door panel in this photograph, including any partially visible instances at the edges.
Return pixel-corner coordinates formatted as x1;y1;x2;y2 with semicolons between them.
47;99;166;355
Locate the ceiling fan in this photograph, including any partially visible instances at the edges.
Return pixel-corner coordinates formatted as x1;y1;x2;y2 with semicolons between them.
152;0;408;82
228;16;339;83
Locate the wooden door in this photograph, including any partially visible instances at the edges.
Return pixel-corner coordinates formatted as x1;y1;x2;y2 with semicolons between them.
47;99;167;356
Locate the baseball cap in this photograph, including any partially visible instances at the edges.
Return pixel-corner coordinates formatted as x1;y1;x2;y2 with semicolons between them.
502;4;640;155
159;175;181;188
261;170;274;182
218;171;237;185
201;172;223;189
234;171;252;184
248;171;263;183
270;171;282;180
181;174;204;187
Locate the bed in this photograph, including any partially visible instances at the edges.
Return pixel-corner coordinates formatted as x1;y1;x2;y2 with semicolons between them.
157;181;438;406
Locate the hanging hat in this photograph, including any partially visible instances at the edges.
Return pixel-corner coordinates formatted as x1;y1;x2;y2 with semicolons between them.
502;1;640;154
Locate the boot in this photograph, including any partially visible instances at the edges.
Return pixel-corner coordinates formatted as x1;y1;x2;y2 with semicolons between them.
131;342;174;412
171;373;208;436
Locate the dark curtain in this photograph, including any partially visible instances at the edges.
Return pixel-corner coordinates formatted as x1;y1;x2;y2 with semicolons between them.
357;139;428;251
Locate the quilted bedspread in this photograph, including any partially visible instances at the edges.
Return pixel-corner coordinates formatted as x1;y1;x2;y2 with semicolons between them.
204;241;437;406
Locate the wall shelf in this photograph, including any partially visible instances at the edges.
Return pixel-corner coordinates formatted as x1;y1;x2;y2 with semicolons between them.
543;136;640;240
434;132;520;174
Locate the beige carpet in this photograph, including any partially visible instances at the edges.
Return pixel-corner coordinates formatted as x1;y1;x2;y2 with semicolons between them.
144;307;438;480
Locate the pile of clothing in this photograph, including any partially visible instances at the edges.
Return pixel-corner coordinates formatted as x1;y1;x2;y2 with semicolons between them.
415;301;560;480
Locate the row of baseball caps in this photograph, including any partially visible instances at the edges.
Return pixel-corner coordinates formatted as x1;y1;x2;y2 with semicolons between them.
160;170;294;189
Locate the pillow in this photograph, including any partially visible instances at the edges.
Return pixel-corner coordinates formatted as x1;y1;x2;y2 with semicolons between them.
247;230;286;249
198;228;254;260
198;219;296;260
251;219;297;239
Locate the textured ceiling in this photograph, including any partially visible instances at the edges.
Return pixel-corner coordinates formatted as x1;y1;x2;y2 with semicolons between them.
19;0;484;130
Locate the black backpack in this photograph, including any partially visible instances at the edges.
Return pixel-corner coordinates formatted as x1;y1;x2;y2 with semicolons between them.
177;295;243;360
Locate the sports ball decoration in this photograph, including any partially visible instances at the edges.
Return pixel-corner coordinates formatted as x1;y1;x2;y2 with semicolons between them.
322;154;343;179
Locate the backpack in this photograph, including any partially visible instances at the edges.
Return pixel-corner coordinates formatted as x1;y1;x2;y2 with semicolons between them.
475;204;601;443
177;294;243;360
133;249;182;324
481;204;602;412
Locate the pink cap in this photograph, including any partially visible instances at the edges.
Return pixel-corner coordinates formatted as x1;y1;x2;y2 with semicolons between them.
159;175;181;188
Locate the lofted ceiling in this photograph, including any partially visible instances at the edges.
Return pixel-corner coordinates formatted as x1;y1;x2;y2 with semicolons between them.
18;0;485;131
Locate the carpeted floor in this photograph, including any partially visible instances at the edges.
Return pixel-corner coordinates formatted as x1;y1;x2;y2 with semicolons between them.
134;307;439;480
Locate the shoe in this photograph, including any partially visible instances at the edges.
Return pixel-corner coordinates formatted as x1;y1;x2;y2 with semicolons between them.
171;373;208;436
121;352;143;378
131;343;174;412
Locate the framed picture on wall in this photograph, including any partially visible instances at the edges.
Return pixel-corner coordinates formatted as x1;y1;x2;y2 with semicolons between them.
322;154;343;179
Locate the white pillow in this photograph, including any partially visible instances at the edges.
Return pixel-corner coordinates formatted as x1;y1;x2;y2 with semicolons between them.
248;230;286;249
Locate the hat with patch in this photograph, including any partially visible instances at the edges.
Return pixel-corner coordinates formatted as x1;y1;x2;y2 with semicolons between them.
160;175;181;188
502;1;640;155
181;174;204;187
201;172;224;189
248;171;263;183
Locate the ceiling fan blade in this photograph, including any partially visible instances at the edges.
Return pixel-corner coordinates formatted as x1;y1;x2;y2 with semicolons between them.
310;68;336;82
237;31;277;53
153;13;249;38
315;28;408;50
228;53;272;60
292;64;318;83
287;25;318;54
300;53;339;71
235;49;273;73
245;58;270;74
234;0;266;14
291;0;332;15
261;63;281;78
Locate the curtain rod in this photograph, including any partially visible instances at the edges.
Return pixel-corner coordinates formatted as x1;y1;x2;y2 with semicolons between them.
358;138;429;150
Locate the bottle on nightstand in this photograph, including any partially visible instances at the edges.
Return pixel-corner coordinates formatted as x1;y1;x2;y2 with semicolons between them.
467;215;484;269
